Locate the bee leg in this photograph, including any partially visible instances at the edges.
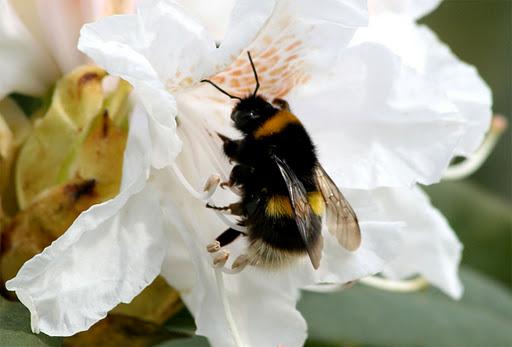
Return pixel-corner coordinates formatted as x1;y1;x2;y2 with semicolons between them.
218;133;242;162
202;174;221;197
207;227;245;253
221;164;254;188
205;202;245;216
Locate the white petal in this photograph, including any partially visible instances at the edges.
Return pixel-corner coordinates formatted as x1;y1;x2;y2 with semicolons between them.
352;15;492;155
32;0;89;73
417;25;492;155
79;0;137;19
0;0;58;98
210;0;368;99
368;0;442;19
78;0;221;168
78;0;277;91
6;185;166;336
131;81;182;169
5;105;163;335
214;0;276;67
154;168;308;347
176;0;235;41
289;43;464;189
78;0;216;89
292;188;406;286
377;187;463;298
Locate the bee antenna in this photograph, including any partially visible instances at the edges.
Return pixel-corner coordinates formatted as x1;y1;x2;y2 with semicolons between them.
201;79;242;101
247;51;260;96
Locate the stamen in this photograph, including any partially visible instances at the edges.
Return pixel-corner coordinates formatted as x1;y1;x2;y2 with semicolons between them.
443;115;508;180
215;269;244;347
359;275;429;292
220;266;247;275
172;164;246;232
231;254;250;271
203;174;221;197
172;163;218;200
207;240;221;253
213;250;230;267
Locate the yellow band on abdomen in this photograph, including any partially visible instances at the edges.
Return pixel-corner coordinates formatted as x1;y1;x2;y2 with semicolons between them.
265;192;324;218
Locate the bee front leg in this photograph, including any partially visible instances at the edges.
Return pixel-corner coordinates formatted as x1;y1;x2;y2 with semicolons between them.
206;202;245;216
221;164;254;188
218;133;241;162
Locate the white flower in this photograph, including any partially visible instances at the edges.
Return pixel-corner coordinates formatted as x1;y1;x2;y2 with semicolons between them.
6;0;492;346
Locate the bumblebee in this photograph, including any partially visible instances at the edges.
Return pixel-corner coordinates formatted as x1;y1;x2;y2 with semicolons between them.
203;52;361;270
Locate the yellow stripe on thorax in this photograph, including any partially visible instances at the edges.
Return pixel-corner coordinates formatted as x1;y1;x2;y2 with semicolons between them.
253;110;300;139
265;192;324;218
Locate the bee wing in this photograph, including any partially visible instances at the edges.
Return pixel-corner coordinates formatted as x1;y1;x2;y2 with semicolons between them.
314;164;361;251
272;154;323;269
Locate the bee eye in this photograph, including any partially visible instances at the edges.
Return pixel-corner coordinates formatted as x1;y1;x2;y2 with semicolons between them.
249;111;257;118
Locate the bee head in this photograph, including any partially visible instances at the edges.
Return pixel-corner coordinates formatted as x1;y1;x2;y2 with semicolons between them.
202;51;276;133
231;96;278;134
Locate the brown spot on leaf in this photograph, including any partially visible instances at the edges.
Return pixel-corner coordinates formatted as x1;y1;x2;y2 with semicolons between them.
78;72;101;88
65;179;97;202
62;314;182;347
0;179;102;289
102;110;110;137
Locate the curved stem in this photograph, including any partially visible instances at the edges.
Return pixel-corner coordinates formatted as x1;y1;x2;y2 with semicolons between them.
443;115;507;180
359;275;429;292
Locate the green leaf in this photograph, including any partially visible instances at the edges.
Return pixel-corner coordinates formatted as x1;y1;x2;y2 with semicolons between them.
15;66;107;208
158;308;207;347
8;93;43;118
0;296;61;347
156;336;209;347
425;181;512;287
300;267;512;347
